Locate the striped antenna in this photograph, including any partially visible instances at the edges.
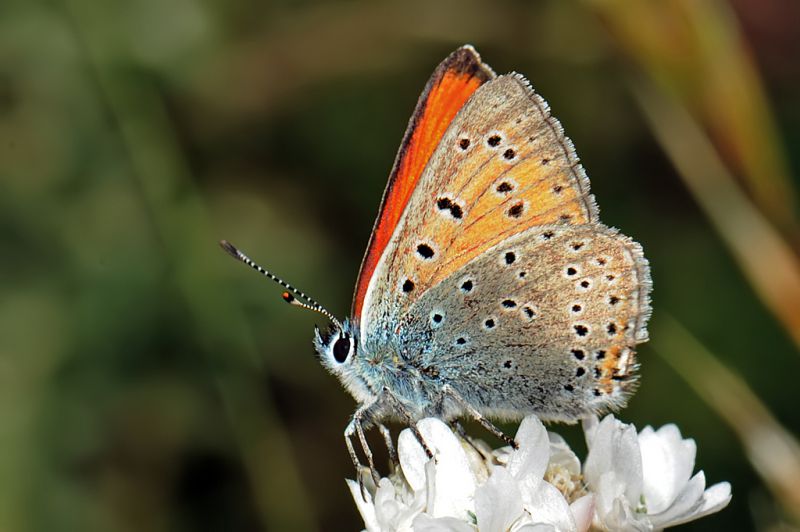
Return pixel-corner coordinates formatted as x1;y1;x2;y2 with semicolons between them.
219;240;342;329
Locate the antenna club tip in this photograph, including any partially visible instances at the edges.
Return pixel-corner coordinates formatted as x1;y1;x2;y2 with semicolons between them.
219;240;240;258
282;292;295;303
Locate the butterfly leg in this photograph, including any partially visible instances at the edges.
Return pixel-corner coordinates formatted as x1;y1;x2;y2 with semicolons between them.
442;384;518;449
355;414;381;486
449;419;492;461
379;387;433;459
345;390;409;495
347;407;382;486
450;419;469;441
377;423;399;471
345;389;433;498
409;423;434;459
344;419;372;500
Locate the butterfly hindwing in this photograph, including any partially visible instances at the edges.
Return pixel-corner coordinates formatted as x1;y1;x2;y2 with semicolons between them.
399;224;651;421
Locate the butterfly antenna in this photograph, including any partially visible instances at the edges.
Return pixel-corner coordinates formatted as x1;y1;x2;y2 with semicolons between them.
219;240;342;329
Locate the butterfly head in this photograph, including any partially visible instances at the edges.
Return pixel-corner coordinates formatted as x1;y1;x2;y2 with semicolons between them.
314;320;374;404
314;319;358;370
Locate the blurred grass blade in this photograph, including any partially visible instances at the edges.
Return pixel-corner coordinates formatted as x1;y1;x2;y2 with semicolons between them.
632;76;800;351
63;1;317;529
654;315;800;522
586;0;796;233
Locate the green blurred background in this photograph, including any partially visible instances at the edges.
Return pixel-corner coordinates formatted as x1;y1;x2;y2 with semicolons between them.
2;0;799;530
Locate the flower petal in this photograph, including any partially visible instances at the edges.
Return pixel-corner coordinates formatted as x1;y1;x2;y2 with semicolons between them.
647;471;706;529
412;514;475;532
638;424;696;514
688;482;733;521
569;495;594;532
508;415;550;482
462;438;492;485
590;472;652;531
522;479;576;531
347;479;380;532
494;445;513;465
581;415;600;447
475;466;525;532
399;430;434;493
584;415;643;504
398;418;477;519
515;524;557;532
374;477;426;531
651;477;732;529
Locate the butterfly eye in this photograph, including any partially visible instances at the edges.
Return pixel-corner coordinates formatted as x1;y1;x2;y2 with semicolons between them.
332;336;352;363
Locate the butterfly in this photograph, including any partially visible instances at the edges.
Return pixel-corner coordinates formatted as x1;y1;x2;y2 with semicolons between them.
221;45;651;486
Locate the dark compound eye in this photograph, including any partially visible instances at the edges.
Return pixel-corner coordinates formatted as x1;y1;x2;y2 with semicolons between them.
332;336;351;363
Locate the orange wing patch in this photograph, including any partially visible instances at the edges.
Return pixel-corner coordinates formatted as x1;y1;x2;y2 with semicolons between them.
352;46;495;319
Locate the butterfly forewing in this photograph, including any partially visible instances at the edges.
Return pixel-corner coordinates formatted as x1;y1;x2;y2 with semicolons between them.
360;74;598;334
352;46;495;320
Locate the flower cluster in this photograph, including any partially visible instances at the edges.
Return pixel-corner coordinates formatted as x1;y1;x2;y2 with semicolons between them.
348;415;731;531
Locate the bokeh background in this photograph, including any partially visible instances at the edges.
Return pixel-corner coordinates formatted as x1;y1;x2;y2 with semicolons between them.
2;0;799;530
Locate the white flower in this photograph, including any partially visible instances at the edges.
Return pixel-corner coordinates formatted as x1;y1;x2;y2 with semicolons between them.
348;415;731;532
583;415;732;530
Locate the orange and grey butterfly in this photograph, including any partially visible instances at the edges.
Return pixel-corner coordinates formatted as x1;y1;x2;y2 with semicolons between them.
354;46;650;419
